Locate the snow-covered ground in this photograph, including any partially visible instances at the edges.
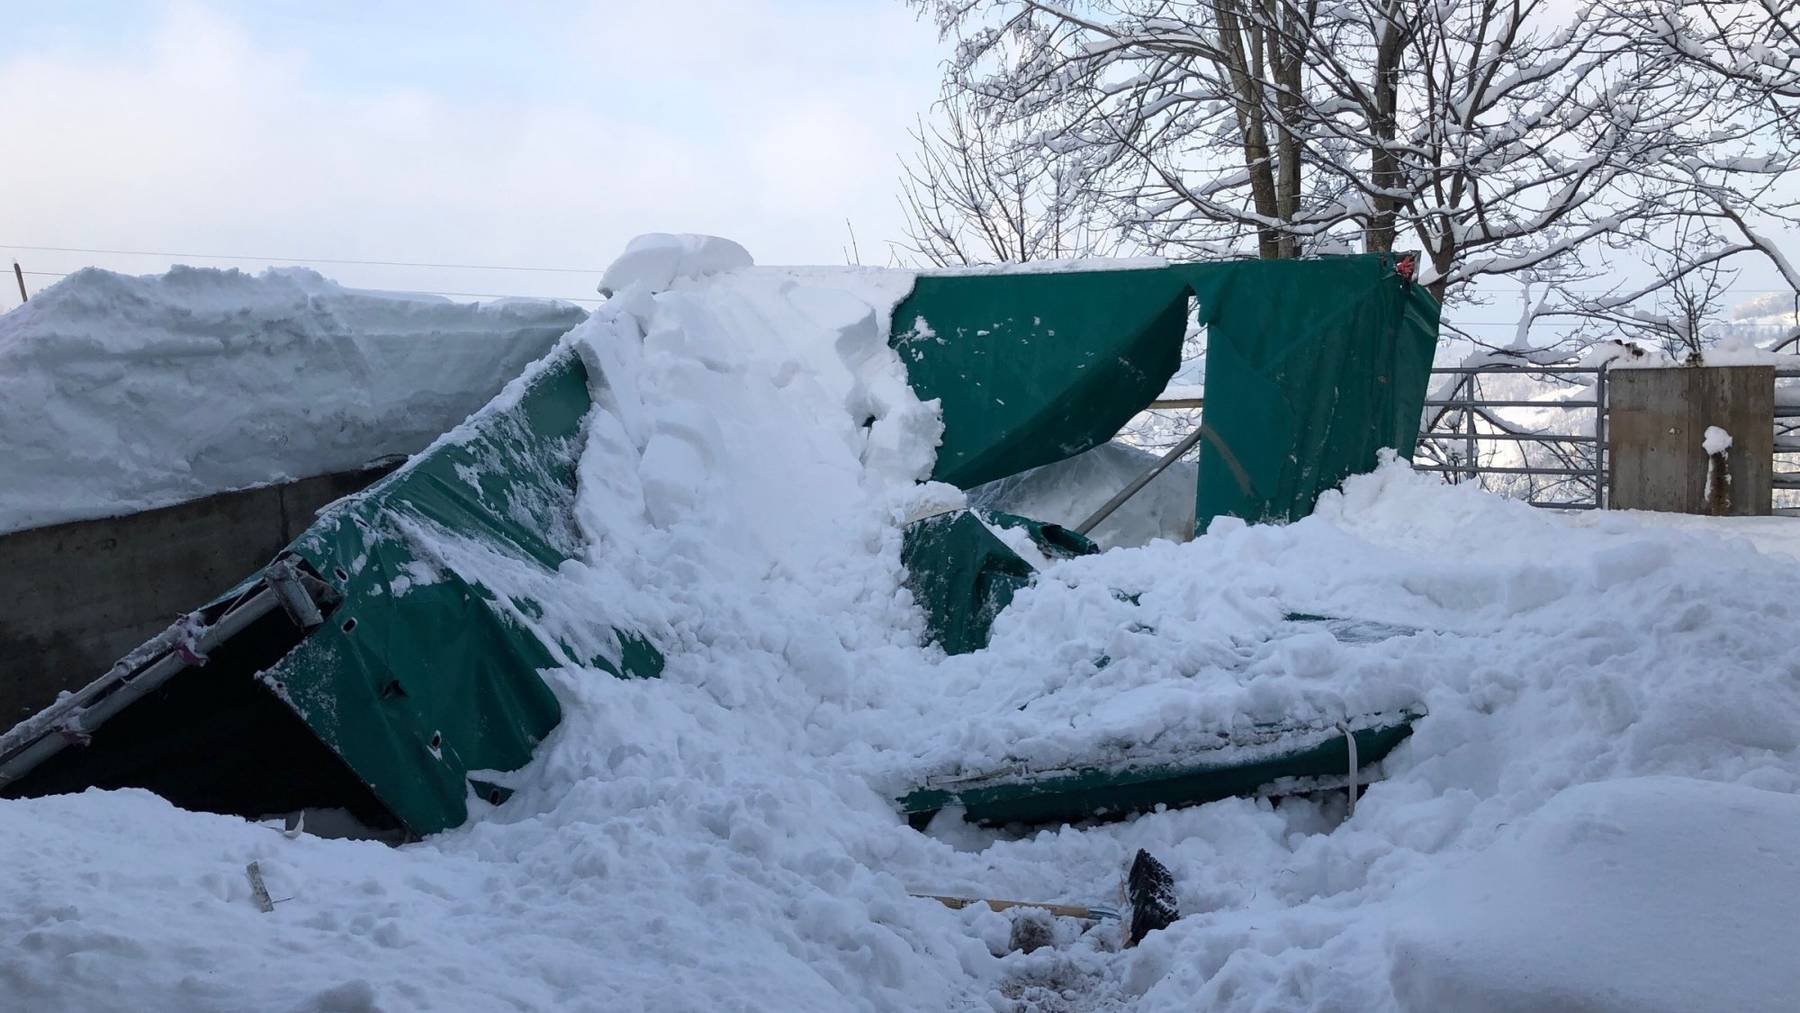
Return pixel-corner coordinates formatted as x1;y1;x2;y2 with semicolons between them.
4;240;1799;1011
0;266;586;534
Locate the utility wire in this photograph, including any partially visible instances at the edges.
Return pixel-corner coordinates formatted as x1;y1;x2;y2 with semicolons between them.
0;243;603;274
9;268;599;304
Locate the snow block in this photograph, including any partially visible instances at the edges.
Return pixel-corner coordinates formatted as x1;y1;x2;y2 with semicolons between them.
0;349;663;839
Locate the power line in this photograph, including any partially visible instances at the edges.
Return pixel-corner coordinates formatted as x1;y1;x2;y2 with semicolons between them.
0;243;603;275
5;268;604;304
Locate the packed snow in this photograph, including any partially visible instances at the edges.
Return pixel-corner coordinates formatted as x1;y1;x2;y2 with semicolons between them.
4;238;1799;1011
0;266;586;534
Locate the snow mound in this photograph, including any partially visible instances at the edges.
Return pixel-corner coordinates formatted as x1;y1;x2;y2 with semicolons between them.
0;266;586;534
1389;777;1800;1012
596;233;754;297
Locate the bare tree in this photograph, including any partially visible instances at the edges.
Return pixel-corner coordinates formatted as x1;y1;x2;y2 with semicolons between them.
1615;0;1800;342
908;0;1786;304
896;87;1123;266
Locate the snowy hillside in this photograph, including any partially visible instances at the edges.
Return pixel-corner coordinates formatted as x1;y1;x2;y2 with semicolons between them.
4;240;1799;1011
0;266;586;534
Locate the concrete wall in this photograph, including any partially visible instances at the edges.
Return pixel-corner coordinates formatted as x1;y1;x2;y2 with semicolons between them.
0;464;396;726
1608;365;1773;515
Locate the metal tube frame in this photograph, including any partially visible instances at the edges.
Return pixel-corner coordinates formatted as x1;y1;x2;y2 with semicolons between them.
1420;364;1609;509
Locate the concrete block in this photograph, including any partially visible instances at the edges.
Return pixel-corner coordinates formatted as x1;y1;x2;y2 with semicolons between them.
1607;366;1772;515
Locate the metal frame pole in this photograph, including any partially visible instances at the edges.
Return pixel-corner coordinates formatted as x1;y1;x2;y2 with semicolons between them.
1594;365;1608;508
1463;376;1478;486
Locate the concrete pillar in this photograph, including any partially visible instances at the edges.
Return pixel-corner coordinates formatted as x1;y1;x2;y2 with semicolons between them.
1607;365;1773;516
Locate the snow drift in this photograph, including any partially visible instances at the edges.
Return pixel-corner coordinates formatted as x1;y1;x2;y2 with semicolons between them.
3;239;1798;1011
0;266;586;534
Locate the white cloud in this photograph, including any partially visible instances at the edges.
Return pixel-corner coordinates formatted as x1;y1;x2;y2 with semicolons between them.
0;1;944;305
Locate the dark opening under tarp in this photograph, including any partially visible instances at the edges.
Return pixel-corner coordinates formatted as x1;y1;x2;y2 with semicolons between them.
2;349;662;839
889;255;1440;531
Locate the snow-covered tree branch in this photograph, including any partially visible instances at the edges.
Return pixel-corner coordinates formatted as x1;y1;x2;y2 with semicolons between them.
908;0;1797;311
896;86;1124;265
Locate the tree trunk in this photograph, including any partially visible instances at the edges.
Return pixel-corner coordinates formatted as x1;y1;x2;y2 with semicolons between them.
1367;0;1406;254
1213;0;1286;259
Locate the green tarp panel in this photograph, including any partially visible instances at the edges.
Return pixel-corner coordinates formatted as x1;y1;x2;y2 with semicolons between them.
889;255;1439;530
1180;258;1441;530
896;613;1427;825
0;349;663;839
262;349;662;835
901;509;1098;656
892;268;1193;491
900;709;1420;826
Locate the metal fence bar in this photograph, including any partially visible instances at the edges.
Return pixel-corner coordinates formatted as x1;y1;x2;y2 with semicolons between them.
1411;464;1599;476
1429;366;1605;374
1462;379;1478;484
1421;398;1599;409
1594;366;1608;508
1419;431;1597;444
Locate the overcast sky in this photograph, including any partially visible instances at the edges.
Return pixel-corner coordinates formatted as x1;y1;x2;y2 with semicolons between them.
2;2;1792;337
0;1;947;308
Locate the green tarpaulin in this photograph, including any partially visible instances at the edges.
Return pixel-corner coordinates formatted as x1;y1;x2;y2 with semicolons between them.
1181;258;1441;531
889;255;1440;531
2;350;662;839
901;509;1098;656
900;709;1420;827
263;349;662;836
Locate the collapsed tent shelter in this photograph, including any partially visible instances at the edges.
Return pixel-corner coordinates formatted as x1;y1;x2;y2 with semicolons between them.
893;254;1438;528
896;253;1436;651
0;350;661;839
0;252;1438;838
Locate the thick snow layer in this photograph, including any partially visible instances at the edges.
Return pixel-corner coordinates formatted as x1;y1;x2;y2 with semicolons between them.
4;240;1800;1011
1388;777;1800;1012
970;440;1197;549
596;233;754;297
0;266;586;534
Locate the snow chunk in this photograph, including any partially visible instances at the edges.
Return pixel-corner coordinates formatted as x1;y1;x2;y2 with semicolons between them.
1703;425;1733;456
596;233;753;297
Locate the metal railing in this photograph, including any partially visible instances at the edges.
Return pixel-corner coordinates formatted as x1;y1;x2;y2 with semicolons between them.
1141;363;1800;514
1773;369;1800;503
1412;364;1609;509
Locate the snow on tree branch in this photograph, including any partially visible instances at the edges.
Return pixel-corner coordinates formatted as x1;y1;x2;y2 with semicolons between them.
906;0;1797;320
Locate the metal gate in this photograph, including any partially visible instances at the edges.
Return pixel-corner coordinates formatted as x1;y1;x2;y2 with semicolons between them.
1411;364;1609;509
